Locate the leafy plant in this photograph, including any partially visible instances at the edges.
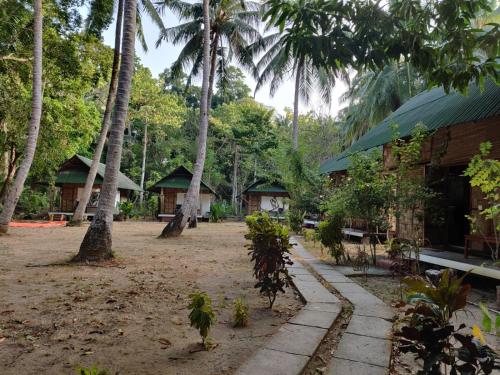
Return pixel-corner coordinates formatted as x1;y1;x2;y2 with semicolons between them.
16;189;49;218
188;291;216;347
118;201;134;220
209;202;226;223
318;215;345;265
463;142;500;261
391;124;439;272
287;208;304;233
396;269;498;374
245;212;293;308
302;228;316;242
233;298;249;327
76;366;108;375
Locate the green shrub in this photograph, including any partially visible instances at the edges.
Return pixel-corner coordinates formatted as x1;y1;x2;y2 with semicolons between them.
287;208;304;233
76;366;108;375
210;202;226;222
233;298;249;327
318;215;345;264
188;291;216;346
16;189;48;218
245;212;293;308
302;228;316;242
396;270;497;374
118;201;133;220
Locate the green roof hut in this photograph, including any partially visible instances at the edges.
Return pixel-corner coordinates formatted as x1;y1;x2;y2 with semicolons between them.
148;166;216;221
50;155;141;220
320;79;500;253
242;180;290;216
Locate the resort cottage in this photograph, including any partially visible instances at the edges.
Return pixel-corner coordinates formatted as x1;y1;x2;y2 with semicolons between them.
50;155;142;220
320;80;500;258
148;166;216;221
242;180;290;217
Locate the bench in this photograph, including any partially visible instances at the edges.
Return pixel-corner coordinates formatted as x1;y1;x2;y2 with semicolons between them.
464;234;497;259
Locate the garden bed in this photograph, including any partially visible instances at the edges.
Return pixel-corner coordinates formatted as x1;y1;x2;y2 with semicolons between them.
0;222;302;375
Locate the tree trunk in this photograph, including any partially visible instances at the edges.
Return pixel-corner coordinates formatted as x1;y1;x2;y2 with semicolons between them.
139;121;147;206
70;0;124;226
0;146;19;204
231;143;239;209
160;0;210;238
187;32;219;227
292;63;302;150
74;0;136;260
0;0;43;235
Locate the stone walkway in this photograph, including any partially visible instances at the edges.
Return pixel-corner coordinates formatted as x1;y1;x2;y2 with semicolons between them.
291;240;394;375
236;240;394;375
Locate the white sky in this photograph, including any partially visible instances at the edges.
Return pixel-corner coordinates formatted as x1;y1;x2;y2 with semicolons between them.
99;6;348;116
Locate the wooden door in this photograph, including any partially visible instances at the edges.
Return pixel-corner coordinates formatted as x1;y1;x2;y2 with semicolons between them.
163;192;176;214
247;194;261;215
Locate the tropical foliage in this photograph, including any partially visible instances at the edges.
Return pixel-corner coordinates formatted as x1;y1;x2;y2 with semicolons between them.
245;212;293;308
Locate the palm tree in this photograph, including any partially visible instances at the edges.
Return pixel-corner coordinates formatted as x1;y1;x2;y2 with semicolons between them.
156;0;260;105
74;0;137;260
250;0;341;150
70;0;166;226
339;62;424;145
156;0;260;228
159;0;211;238
0;0;43;235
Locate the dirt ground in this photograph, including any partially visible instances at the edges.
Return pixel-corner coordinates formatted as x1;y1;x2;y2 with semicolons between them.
0;222;302;375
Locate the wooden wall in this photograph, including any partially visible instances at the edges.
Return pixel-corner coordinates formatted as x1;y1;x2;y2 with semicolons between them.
383;117;499;246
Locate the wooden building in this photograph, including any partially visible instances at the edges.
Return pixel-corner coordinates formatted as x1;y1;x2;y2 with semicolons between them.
242;180;290;217
320;80;500;255
148;166;216;221
50;155;142;219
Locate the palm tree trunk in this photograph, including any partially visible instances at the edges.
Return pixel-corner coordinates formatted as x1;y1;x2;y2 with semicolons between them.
139;121;147;206
187;32;220;228
0;0;43;235
231;143;239;209
160;0;210;238
70;0;124;226
74;0;136;260
292;63;302;150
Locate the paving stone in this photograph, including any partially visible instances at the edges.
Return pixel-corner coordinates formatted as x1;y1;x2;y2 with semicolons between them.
289;308;339;329
318;272;353;283
292;273;318;282
343;292;385;306
235;348;310;375
264;323;327;356
353;304;394;319
334;333;391;368
297;284;340;304
346;315;393;339
331;282;370;295
303;302;343;313
287;267;311;275
327;357;388;375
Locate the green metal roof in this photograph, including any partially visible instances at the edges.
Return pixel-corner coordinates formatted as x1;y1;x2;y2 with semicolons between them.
148;166;216;194
243;180;289;194
319;147;382;174
320;79;500;174
55;155;142;191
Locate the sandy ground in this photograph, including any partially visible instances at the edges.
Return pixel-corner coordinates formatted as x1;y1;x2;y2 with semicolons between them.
0;222;302;375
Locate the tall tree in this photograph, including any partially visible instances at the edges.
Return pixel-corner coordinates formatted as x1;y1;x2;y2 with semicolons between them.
157;0;260;226
74;0;137;260
339;62;424;145
157;0;260;105
0;0;43;234
70;0;124;226
71;0;166;225
250;0;343;150
159;0;211;237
